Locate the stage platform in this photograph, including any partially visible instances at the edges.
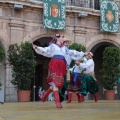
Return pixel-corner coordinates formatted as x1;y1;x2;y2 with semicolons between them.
0;100;120;120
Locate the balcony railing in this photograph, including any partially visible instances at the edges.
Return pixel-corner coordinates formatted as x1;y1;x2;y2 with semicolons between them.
66;0;100;10
30;0;100;10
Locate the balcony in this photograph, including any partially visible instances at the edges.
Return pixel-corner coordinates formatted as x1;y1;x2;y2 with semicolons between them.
30;0;100;10
66;0;100;10
2;0;119;11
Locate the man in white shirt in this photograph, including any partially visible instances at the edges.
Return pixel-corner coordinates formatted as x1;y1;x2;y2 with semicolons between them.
75;52;99;102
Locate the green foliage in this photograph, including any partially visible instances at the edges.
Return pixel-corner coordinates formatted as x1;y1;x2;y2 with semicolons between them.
69;43;86;52
101;47;120;90
7;41;36;90
0;44;4;62
69;43;86;67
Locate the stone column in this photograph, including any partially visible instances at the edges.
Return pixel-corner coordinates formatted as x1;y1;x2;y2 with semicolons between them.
5;63;18;102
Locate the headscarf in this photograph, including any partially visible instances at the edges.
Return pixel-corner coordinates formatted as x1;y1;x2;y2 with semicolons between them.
49;34;61;45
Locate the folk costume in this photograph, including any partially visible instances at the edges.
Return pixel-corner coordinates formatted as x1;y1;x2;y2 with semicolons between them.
67;65;82;103
34;38;84;108
79;52;99;102
58;38;72;102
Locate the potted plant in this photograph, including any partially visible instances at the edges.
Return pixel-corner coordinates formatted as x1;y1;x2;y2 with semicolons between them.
7;41;36;102
101;47;120;100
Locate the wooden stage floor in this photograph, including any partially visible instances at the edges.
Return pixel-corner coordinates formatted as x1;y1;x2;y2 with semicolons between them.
0;100;120;120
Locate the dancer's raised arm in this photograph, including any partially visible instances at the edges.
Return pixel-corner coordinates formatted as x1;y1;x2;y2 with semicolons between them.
33;44;54;57
68;49;85;61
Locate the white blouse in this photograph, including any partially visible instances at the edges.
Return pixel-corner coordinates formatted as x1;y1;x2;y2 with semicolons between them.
69;65;83;73
79;59;94;74
35;44;84;67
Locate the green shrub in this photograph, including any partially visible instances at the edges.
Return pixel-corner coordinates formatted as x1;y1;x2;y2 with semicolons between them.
101;47;120;90
0;44;4;62
7;41;36;90
69;43;86;52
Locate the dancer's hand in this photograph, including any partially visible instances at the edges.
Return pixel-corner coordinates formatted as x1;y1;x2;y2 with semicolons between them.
75;60;80;66
33;44;38;49
84;52;88;56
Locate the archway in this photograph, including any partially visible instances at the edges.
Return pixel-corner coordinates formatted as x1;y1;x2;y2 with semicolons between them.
90;42;118;100
30;37;52;101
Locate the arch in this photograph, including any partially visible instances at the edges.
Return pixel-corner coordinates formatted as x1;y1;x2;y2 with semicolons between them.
23;28;69;43
86;34;120;51
86;35;120;100
23;29;55;43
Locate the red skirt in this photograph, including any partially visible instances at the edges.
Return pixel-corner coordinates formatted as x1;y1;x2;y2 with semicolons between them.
46;58;66;88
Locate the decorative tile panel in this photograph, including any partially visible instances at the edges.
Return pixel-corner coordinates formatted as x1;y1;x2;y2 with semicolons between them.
43;0;66;30
100;0;119;32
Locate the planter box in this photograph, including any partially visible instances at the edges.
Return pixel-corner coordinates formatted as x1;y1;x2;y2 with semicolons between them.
104;90;115;100
17;90;31;102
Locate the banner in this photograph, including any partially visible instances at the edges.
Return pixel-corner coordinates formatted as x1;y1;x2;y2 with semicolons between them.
100;0;119;32
43;0;66;30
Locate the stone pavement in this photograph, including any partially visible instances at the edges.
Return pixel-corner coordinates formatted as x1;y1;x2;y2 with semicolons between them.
0;100;120;120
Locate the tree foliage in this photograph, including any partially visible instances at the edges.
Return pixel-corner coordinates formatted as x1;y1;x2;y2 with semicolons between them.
69;43;86;52
0;44;4;62
101;47;120;90
7;41;36;90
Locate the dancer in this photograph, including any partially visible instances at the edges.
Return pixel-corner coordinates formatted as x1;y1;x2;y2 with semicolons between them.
59;38;72;102
67;63;83;103
75;52;99;102
33;34;85;108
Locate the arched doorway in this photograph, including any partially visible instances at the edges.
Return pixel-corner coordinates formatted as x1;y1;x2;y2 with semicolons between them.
30;37;52;101
90;42;118;100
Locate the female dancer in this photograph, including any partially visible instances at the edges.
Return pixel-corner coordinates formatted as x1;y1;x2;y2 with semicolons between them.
33;34;84;108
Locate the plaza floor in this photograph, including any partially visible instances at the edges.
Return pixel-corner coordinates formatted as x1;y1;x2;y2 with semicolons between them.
0;100;120;120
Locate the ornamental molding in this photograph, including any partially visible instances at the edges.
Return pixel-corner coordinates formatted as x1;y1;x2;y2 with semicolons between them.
9;23;25;28
74;29;87;35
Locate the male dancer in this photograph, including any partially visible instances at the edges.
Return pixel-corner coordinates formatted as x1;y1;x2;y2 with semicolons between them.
75;52;99;102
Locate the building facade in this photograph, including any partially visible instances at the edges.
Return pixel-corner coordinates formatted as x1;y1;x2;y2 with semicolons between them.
0;0;120;102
